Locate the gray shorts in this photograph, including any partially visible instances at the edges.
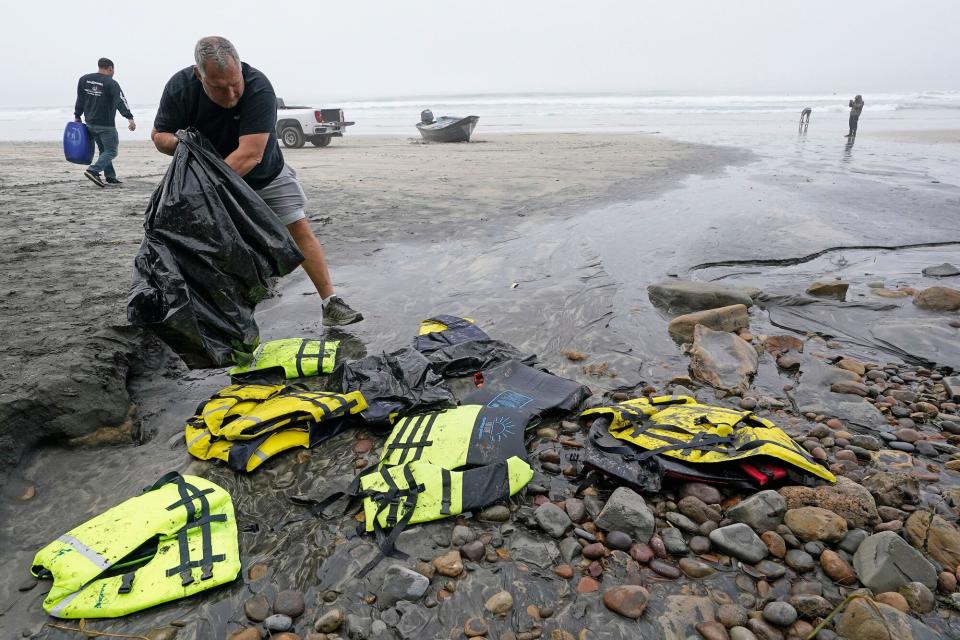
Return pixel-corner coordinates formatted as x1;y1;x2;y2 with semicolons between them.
256;163;307;225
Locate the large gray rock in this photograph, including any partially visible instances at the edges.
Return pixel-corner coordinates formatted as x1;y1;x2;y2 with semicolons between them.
708;523;768;564
689;325;758;394
853;531;937;593
648;281;755;315
595;487;655;543
534;502;572;538
379;566;429;607
726;490;786;533
667;304;750;343
922;262;960;278
0;327;146;486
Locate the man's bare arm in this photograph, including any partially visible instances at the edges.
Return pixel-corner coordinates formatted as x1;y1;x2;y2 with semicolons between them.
224;133;270;177
151;128;178;156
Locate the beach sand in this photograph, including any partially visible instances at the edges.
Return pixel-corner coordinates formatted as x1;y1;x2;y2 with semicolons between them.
0;133;737;381
874;129;960;144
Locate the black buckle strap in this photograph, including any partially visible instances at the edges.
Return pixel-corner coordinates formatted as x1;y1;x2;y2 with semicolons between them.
118;571;136;594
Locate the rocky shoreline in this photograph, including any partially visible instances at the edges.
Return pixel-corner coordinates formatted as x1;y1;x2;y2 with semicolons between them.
204;280;960;640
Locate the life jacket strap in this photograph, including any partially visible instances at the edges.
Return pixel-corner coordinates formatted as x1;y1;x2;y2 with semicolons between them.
118;571;136;595
292;338;331;377
357;466;422;578
440;469;452;515
159;474;228;586
385;412;440;465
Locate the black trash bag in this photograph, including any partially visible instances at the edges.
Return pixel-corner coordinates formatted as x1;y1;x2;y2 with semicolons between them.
426;339;535;378
328;347;456;428
127;129;303;368
464;359;591;417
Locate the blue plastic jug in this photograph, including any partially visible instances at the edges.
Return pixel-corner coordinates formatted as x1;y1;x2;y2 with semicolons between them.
63;121;94;164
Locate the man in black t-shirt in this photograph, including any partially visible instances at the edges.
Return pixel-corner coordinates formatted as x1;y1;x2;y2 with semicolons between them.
74;57;136;187
151;36;362;326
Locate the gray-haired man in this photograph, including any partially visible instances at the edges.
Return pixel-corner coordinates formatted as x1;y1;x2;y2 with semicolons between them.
150;36;362;326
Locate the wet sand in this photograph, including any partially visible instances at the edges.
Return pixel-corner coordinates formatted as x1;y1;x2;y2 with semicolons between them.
0;134;737;384
874;129;960;144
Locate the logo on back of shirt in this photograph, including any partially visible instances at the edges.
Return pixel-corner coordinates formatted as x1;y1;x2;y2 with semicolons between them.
84;80;104;97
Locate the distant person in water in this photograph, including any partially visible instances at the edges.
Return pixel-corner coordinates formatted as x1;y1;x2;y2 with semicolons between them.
847;95;864;137
74;58;136;187
799;107;812;125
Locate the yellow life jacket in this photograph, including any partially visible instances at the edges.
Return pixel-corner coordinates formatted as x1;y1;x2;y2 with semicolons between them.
311;405;533;576
229;338;339;380
185;386;367;472
582;395;836;484
197;384;285;435
31;473;240;618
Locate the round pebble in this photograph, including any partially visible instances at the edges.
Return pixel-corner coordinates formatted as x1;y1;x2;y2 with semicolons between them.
649;559;681;579
784;549;815;572
717;603;748;628
605;530;632;551
464;617;489;637
265;614;293;632
875;591;910;613
629;543;653;563
762;601;798;627
314;609;343;633
689;535;711;555
273;590;305;618
679;557;715;578
244;595;270;622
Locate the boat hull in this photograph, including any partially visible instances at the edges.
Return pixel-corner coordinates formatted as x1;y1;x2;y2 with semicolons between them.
416;116;479;143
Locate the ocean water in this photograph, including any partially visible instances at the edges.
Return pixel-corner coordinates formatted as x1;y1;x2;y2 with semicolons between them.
1;90;958;141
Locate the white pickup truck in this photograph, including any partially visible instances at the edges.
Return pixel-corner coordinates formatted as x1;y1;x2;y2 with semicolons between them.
275;98;355;148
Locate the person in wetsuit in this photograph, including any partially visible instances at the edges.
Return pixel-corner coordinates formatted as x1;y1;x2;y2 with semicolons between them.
847;95;864;137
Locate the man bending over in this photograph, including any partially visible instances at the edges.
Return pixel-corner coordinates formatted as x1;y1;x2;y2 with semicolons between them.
151;36;362;326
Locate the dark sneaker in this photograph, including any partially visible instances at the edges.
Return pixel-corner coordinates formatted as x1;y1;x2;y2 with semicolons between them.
84;170;106;187
105;177;123;185
323;296;363;326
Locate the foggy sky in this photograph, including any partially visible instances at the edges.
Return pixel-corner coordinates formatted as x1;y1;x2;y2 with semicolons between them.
2;0;957;107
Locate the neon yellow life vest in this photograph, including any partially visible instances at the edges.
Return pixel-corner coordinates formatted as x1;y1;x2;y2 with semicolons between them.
582;395;836;483
185;385;367;472
301;405;533;576
31;473;240;619
347;405;532;575
229;338;339;379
